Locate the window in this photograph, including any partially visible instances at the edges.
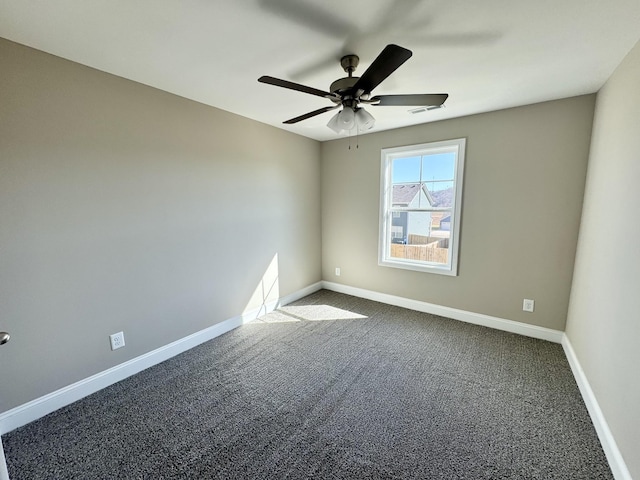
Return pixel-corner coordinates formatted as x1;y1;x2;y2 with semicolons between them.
379;138;466;275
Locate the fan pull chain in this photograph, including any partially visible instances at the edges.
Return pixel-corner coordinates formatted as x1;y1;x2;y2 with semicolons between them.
347;127;360;150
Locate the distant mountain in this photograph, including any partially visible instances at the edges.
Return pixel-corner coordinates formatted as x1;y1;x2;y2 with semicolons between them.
430;187;453;207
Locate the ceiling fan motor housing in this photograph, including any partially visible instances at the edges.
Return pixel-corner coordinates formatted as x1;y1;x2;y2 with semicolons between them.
340;54;359;74
330;76;359;96
330;54;361;101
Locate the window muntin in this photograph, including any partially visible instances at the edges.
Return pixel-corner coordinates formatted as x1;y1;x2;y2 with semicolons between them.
379;138;465;275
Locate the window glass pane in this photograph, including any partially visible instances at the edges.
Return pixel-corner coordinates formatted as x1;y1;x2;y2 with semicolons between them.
387;211;450;265
391;156;421;184
425;180;454;207
422;152;455;208
392;183;427;209
421;153;455;181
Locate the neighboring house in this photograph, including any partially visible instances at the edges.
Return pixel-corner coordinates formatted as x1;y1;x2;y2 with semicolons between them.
440;215;451;231
391;183;434;243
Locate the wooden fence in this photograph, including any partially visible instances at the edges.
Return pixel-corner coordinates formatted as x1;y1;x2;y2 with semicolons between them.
408;234;449;248
390;242;448;264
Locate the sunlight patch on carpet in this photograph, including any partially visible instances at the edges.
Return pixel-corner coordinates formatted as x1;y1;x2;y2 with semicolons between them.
254;304;368;323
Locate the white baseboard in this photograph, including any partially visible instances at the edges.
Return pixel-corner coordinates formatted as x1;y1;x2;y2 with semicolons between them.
0;282;322;436
561;335;631;480
321;281;564;343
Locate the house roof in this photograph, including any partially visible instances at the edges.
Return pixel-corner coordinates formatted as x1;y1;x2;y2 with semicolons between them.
392;183;433;207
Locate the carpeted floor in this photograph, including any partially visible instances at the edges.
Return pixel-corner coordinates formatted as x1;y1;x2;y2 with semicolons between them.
2;290;613;479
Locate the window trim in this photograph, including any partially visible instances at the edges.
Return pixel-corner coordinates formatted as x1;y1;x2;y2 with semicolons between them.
378;138;466;276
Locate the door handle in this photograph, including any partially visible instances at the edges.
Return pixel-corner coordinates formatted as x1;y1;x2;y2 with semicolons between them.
0;332;9;345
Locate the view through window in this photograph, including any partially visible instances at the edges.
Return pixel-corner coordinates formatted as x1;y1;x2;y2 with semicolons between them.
379;138;465;275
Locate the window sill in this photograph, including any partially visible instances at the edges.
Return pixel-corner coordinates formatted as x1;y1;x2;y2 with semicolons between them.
378;258;458;276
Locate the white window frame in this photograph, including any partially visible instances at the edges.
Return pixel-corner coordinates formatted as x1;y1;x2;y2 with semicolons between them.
378;138;466;276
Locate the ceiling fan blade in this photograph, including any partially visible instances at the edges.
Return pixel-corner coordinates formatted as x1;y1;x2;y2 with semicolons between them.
258;76;337;99
352;44;412;94
283;105;339;124
371;94;448;106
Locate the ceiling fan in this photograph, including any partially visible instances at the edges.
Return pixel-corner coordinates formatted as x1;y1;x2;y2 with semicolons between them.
258;44;448;134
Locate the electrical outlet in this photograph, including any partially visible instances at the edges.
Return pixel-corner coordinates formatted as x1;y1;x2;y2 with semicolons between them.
523;299;535;312
335;267;341;276
110;331;125;350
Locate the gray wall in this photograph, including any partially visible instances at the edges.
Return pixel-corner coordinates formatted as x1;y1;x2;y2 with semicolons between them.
321;96;595;331
0;38;322;412
566;39;640;478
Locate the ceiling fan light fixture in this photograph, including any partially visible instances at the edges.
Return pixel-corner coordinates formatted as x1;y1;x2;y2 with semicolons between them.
355;107;375;130
327;110;343;133
327;107;356;133
327;106;375;133
337;107;355;130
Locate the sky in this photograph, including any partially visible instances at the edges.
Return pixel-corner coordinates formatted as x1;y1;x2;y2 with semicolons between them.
392;152;455;188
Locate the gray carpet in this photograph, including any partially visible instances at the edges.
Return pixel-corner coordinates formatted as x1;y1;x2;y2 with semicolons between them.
2;290;613;479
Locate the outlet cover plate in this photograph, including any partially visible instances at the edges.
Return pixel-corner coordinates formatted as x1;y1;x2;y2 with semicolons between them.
523;299;535;312
110;331;125;350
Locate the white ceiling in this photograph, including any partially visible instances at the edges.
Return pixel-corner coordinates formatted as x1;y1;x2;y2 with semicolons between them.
1;0;640;141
